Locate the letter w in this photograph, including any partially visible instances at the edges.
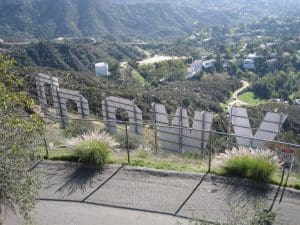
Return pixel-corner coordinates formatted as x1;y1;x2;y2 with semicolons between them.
152;103;214;154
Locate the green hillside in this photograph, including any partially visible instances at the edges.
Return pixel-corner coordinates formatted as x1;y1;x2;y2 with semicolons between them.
1;40;145;72
1;0;299;41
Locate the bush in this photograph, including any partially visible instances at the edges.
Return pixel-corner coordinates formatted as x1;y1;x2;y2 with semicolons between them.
214;147;282;182
223;156;278;182
75;140;111;168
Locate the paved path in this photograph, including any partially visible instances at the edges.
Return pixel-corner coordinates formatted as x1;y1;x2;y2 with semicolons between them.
7;161;300;225
33;201;190;225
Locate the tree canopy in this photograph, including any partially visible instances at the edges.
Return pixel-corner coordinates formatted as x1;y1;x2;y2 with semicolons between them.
0;54;42;224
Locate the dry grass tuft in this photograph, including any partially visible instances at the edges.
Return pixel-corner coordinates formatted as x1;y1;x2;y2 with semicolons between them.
66;130;119;150
213;146;282;182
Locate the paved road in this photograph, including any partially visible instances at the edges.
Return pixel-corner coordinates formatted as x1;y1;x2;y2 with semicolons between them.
6;161;300;225
33;201;190;225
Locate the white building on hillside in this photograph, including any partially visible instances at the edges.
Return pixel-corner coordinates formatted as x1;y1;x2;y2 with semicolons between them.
192;60;203;73
243;59;255;70
185;59;203;79
95;62;110;76
202;59;216;69
247;53;258;59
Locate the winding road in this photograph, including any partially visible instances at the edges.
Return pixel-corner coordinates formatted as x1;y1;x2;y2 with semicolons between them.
228;80;250;107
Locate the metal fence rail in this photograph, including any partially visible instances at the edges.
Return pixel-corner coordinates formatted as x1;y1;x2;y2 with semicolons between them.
25;114;300;223
33;115;300;175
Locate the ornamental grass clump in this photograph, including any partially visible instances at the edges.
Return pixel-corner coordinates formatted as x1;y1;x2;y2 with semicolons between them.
75;140;111;168
67;130;119;168
213;147;282;182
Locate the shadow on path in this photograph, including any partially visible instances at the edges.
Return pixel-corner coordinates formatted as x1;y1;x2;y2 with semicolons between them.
56;166;99;196
175;172;208;215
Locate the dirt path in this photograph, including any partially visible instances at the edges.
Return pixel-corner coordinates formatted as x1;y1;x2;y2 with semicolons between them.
228;80;250;107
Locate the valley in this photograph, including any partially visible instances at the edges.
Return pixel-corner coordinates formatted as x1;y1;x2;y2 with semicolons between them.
0;2;299;145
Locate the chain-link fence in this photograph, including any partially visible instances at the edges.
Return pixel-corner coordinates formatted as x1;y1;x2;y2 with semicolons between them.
25;115;299;223
38;116;300;176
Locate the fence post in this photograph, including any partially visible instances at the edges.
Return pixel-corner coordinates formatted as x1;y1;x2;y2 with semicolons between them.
208;131;212;173
228;108;232;150
201;112;205;157
43;137;49;159
55;86;65;129
133;102;138;134
80;95;84;119
125;122;130;164
153;103;158;152
179;107;183;152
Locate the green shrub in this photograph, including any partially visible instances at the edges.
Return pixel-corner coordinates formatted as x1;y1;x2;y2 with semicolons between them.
214;147;281;183
75;140;111;168
223;156;277;182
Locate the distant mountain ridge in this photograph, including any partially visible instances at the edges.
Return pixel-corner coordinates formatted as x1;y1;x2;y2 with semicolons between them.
0;0;299;41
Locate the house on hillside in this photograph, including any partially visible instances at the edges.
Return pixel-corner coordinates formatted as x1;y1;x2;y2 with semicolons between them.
222;59;229;71
243;59;255;70
266;42;278;48
186;59;203;79
247;53;258;59
203;59;216;69
192;60;203;73
95;62;110;76
266;58;278;64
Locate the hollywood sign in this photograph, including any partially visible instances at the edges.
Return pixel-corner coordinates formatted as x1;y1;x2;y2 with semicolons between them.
36;73;288;153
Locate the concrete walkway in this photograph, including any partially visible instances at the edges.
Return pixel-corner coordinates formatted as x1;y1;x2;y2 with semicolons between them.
33;201;190;225
7;161;300;225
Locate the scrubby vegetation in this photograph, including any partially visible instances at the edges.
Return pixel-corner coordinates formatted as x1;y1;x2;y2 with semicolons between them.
0;54;42;223
252;71;300;101
1;40;145;74
213;147;282;182
138;59;186;83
